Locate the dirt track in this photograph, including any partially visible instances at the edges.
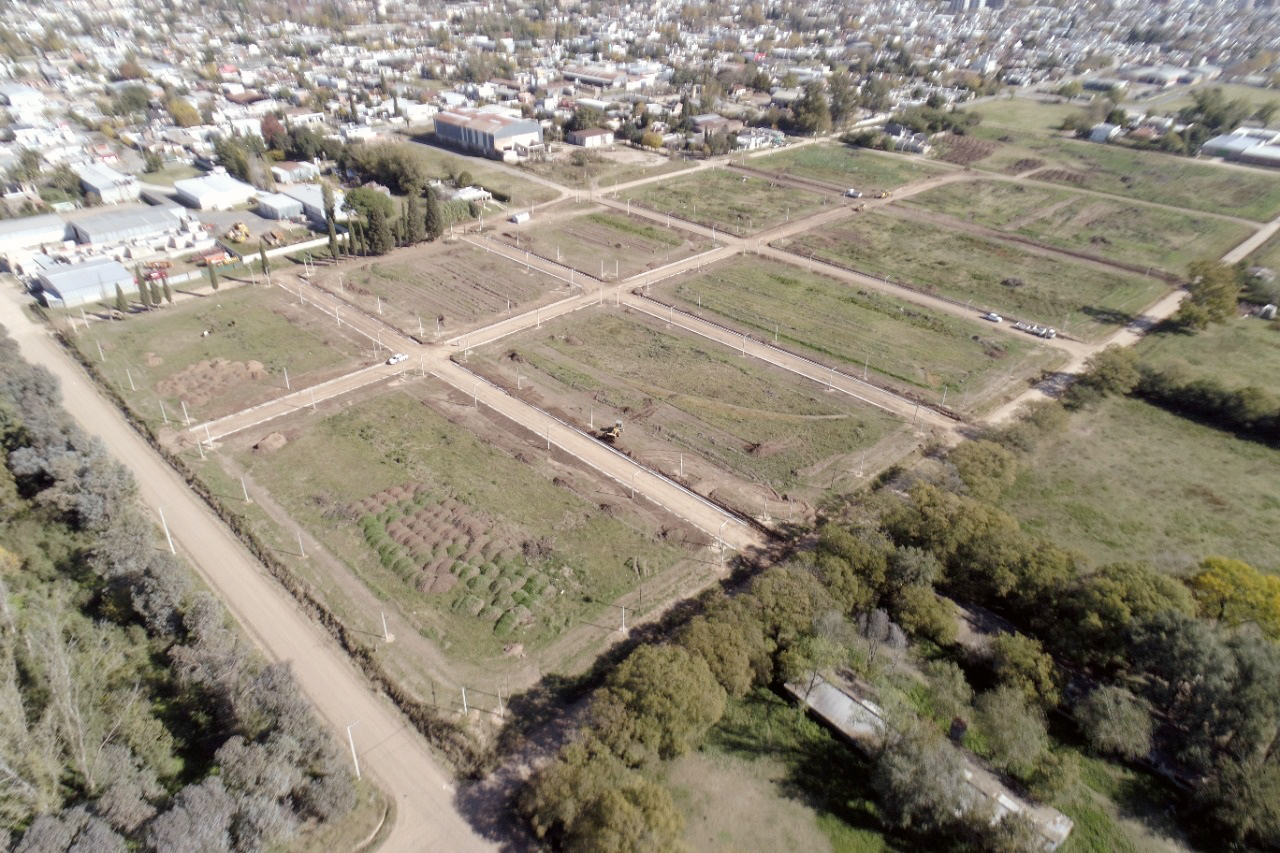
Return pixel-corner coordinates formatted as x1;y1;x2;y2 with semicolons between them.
0;289;494;853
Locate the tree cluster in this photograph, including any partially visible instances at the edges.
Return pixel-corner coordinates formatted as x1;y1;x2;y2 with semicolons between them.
0;329;355;849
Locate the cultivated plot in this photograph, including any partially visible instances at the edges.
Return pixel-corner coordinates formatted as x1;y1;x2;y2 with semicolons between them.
470;310;909;514
1002;396;1280;571
747;143;947;192
654;256;1061;412
775;213;1168;339
233;387;694;664
330;240;574;337
969;128;1280;220
624;169;828;237
487;207;713;280
902;180;1253;272
74;284;368;424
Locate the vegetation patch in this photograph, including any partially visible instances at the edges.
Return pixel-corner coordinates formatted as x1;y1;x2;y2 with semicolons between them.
626;168;827;236
749;144;946;191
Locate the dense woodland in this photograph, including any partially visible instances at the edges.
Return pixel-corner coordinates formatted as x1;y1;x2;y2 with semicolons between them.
0;329;356;849
518;287;1280;851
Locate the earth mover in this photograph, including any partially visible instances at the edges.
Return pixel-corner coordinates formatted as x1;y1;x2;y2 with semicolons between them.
599;419;623;442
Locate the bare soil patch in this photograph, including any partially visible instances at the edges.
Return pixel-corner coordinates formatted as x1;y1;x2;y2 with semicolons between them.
156;358;269;406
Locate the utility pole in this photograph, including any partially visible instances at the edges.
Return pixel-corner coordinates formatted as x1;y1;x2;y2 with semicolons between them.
346;721;361;779
157;506;175;554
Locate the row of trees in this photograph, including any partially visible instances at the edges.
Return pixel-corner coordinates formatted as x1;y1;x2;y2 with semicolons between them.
0;329;356;849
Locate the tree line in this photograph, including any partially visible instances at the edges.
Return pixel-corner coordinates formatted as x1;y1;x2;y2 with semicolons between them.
0;328;356;849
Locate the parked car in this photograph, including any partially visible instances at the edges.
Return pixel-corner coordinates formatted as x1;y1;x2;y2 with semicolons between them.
387;353;408;365
983;312;1002;323
845;188;862;198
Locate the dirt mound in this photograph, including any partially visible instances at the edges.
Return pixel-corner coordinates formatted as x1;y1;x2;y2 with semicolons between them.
939;137;996;165
156;358;270;406
1006;158;1045;175
1036;169;1086;186
254;432;288;453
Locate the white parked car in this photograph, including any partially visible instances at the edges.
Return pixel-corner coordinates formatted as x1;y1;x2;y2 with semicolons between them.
845;188;863;198
983;312;1002;323
387;353;408;365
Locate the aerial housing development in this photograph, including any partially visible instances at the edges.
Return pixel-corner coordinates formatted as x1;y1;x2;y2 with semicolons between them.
0;0;1278;850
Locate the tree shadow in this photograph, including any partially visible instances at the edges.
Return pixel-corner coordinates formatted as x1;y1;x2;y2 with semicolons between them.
1079;305;1134;327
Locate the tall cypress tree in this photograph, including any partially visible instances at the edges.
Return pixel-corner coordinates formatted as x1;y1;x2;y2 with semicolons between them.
406;187;425;245
114;283;127;313
162;278;173;304
322;182;338;259
149;278;163;306
208;263;219;291
424;189;442;241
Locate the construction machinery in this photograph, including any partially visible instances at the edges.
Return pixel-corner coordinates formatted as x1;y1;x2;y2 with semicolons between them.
144;259;172;270
223;221;249;243
873;190;892;199
599;419;623;442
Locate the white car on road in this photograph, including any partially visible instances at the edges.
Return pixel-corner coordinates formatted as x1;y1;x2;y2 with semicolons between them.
983;312;1002;323
387;353;408;365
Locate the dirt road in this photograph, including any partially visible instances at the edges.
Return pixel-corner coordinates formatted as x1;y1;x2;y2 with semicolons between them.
0;289;494;853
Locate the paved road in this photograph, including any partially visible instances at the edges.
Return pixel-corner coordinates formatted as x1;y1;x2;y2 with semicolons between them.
0;288;494;853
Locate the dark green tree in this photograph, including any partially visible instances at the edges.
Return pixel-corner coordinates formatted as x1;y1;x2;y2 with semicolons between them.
162;279;173;304
405;188;425;245
322;183;338;259
207;263;219;291
114;283;127;313
791;82;832;135
148;279;162;307
424;190;443;241
1174;260;1242;330
365;206;394;256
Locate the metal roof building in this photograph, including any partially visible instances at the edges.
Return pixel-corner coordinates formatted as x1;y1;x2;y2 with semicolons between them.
0;213;70;257
73;162;140;205
36;257;135;308
256;191;304;220
433;107;542;156
281;184;346;225
173;173;258;210
71;206;186;245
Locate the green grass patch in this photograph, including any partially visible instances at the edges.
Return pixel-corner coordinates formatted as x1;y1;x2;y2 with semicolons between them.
750;144;946;191
776;214;1167;340
405;137;560;205
969;97;1094;135
235;389;686;662
903;180;1253;273
141;163;202;186
659;256;1062;412
1248;230;1280;272
1138;315;1280;390
626;169;828;236
71;284;364;423
517;151;695;189
1002;395;1280;572
969;128;1280;220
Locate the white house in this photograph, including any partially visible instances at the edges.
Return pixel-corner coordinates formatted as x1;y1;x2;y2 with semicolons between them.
73;162;140;205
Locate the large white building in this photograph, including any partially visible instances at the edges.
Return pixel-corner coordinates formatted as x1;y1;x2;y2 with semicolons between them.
433;106;543;159
173;172;258;210
35;256;135;308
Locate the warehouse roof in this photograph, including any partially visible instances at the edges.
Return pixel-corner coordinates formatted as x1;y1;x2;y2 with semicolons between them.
0;213;69;248
72;206;185;244
38;257;132;301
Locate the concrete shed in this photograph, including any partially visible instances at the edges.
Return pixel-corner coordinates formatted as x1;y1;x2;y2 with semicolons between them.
174;173;258;210
256;191;304;220
36;257;135;307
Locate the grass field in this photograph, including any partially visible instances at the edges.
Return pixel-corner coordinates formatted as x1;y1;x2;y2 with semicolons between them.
1126;81;1280;115
968;128;1280;220
776;214;1167;340
236;388;688;663
682;688;896;852
968;97;1087;134
406;137;561;206
517;151;694;190
339;240;573;336
140;163;202;186
903;180;1253;272
749;144;947;192
75;284;366;423
1138;316;1280;390
656;256;1061;411
472;310;905;504
488;207;711;280
1002;396;1280;572
625;169;828;236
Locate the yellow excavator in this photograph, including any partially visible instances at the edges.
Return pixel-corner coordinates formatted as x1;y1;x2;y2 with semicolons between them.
600;419;623;442
223;221;249;243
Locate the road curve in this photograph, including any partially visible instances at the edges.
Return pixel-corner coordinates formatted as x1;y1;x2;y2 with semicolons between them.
0;288;494;853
